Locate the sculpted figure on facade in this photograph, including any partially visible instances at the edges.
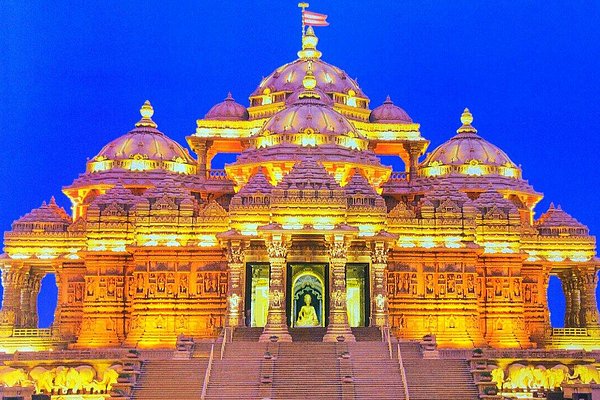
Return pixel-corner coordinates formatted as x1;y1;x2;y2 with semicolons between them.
266;241;288;260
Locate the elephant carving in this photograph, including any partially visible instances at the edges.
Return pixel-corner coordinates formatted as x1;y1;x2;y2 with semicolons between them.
29;366;55;393
75;365;96;392
0;366;29;388
546;364;570;389
491;367;504;389
93;365;121;392
570;364;600;384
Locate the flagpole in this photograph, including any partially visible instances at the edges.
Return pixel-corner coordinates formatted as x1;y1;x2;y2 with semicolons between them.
298;2;309;36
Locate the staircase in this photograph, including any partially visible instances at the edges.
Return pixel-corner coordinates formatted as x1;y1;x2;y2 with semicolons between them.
399;344;479;400
131;359;207;400
349;342;407;399
232;326;263;342
204;341;267;399
351;326;382;341
289;327;327;341
271;342;343;399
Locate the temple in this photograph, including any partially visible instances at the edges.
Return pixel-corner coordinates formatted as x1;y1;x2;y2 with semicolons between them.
0;20;599;400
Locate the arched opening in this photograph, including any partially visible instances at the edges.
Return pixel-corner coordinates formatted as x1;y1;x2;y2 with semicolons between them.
547;275;566;327
378;155;406;172
37;273;58;328
210;153;239;170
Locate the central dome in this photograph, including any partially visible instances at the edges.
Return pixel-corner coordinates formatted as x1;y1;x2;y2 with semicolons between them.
248;27;369;117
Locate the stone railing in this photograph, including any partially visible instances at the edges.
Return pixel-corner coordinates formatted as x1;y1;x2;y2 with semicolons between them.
389;171;407;181
551;327;588;336
206;169;229;180
12;328;53;337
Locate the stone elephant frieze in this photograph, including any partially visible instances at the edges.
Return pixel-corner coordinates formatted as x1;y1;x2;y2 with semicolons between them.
570;364;600;384
0;366;30;388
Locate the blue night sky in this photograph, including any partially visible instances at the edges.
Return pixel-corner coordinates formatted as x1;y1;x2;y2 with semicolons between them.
1;1;599;328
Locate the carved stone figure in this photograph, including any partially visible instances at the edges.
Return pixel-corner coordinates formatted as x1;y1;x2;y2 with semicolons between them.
570;364;600;384
228;293;240;312
375;294;386;312
266;241;288;259
296;293;319;327
491;367;504;389
29;366;55;393
0;366;29;388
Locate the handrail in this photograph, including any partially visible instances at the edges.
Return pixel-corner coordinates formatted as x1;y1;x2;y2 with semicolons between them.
397;343;410;400
220;327;229;360
385;327;393;359
200;343;215;400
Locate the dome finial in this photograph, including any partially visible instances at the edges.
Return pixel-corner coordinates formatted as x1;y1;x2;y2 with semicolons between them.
136;100;158;128
298;26;322;59
457;107;477;134
302;64;317;90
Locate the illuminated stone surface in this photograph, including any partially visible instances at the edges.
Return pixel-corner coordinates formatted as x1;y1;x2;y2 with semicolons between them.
0;12;599;400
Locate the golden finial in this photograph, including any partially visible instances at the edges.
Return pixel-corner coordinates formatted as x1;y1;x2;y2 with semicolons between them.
457;107;477;134
136;100;158;128
302;63;317;90
298;26;322;59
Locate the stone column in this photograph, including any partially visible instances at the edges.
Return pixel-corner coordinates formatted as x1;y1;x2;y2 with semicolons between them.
259;240;292;342
575;267;600;330
324;241;355;342
19;272;42;328
370;243;390;328
226;244;246;328
408;147;421;182
560;271;581;328
0;266;25;331
196;142;208;177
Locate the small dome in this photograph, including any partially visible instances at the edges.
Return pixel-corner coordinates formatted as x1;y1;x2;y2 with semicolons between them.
535;203;590;236
369;96;412;123
12;197;71;233
419;108;520;179
88;101;197;175
205;92;249;121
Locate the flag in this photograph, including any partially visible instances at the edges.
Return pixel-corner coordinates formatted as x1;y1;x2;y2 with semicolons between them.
303;10;329;27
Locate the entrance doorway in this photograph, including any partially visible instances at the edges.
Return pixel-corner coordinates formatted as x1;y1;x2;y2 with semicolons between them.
245;263;269;327
288;264;328;328
346;264;369;327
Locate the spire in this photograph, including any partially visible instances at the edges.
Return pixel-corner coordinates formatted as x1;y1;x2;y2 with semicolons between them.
298;26;322;59
225;92;234;101
457;107;477;134
135;100;158;128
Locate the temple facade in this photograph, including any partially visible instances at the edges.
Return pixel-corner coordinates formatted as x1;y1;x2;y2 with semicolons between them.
1;26;599;354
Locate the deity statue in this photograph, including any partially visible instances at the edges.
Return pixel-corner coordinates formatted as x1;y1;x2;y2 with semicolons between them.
296;293;319;327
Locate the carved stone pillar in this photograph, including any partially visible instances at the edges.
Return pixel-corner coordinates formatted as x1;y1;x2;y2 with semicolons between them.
0;266;25;330
575;267;600;330
196;142;208;176
259;241;292;342
226;245;246;328
19;272;42;328
370;243;389;328
324;241;355;342
561;271;582;327
408;147;421;182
